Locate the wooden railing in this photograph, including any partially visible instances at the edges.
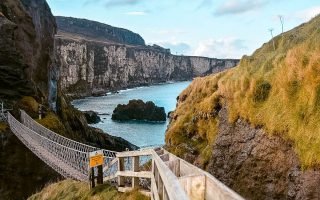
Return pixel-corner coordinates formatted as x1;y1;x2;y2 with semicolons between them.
103;148;244;200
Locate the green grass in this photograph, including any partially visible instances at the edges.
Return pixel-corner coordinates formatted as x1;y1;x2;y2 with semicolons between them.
166;15;320;169
28;179;150;200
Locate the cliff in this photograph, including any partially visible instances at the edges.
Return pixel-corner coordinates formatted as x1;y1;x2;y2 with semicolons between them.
0;0;56;100
0;1;136;200
55;17;239;98
165;15;320;199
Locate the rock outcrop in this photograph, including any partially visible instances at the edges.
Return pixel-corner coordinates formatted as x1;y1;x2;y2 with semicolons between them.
112;99;166;122
0;0;56;100
208;106;320;199
55;17;239;98
83;110;101;124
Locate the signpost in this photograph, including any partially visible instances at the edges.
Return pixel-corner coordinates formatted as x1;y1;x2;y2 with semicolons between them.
89;150;104;168
89;150;104;188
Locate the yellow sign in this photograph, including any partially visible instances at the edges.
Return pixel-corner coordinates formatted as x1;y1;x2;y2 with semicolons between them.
89;150;104;168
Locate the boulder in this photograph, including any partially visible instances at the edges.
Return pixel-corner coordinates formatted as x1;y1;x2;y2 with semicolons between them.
112;99;166;122
83;110;101;124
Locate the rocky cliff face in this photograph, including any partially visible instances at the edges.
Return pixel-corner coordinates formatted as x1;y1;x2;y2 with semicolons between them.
56;16;145;46
0;0;56;100
55;25;239;98
0;1;58;199
208;106;320;199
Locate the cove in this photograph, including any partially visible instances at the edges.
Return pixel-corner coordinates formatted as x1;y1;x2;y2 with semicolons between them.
72;81;191;147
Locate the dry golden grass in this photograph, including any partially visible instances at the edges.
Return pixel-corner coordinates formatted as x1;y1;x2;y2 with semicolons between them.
20;96;39;113
166;15;320;169
28;179;150;200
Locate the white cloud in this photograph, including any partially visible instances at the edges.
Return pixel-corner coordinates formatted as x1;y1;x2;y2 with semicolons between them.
293;6;320;22
124;11;148;16
214;0;266;16
193;38;247;59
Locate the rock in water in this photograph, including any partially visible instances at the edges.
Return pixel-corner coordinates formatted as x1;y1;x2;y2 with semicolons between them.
112;99;166;122
83;110;101;124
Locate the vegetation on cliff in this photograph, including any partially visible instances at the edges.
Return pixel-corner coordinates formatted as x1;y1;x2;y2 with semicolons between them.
166;15;320;169
28;179;150;200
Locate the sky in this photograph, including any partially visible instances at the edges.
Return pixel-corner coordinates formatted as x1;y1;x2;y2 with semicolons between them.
47;0;320;59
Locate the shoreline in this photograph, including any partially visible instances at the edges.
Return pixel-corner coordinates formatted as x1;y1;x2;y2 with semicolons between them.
70;80;192;101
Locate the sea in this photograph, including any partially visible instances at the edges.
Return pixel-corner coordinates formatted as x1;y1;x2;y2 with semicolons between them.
72;81;191;148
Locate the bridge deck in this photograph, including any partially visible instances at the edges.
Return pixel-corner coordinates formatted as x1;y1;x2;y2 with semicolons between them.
8;113;88;181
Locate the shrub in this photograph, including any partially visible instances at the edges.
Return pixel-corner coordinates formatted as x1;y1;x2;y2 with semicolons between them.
253;81;272;102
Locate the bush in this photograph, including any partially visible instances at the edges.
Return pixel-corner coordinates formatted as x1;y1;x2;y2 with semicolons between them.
253;81;271;102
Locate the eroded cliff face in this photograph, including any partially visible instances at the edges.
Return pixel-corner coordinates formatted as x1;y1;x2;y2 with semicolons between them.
55;32;238;98
209;106;320;199
0;0;56;99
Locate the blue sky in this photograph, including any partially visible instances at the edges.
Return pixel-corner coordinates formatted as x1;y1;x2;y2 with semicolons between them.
47;0;320;59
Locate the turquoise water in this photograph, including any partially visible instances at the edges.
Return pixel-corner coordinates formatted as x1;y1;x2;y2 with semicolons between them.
72;81;191;147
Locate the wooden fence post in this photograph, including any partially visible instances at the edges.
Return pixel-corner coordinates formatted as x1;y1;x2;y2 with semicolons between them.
97;165;103;184
90;167;95;188
132;156;139;189
118;157;125;187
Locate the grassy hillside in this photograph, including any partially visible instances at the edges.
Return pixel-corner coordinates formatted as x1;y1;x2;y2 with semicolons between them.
166;15;320;169
28;180;150;200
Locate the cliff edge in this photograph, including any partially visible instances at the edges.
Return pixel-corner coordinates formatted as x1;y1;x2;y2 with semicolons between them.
55;16;239;98
56;16;145;46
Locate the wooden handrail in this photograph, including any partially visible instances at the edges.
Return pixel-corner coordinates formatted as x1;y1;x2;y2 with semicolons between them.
151;150;189;200
116;149;153;157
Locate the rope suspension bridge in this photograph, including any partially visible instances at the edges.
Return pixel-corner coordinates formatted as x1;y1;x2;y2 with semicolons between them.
2;107;244;200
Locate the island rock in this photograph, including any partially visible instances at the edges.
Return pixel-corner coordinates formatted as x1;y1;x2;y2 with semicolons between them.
112;100;166;122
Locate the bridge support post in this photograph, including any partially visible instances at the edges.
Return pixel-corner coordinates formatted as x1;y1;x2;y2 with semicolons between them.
132;156;139;189
90;167;95;188
118;157;125;187
97;165;103;185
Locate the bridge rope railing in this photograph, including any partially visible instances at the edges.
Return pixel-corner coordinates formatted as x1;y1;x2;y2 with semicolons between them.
8;112;88;180
8;111;118;181
20;110;117;159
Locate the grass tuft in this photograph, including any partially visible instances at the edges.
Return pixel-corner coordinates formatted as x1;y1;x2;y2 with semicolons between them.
28;179;150;200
